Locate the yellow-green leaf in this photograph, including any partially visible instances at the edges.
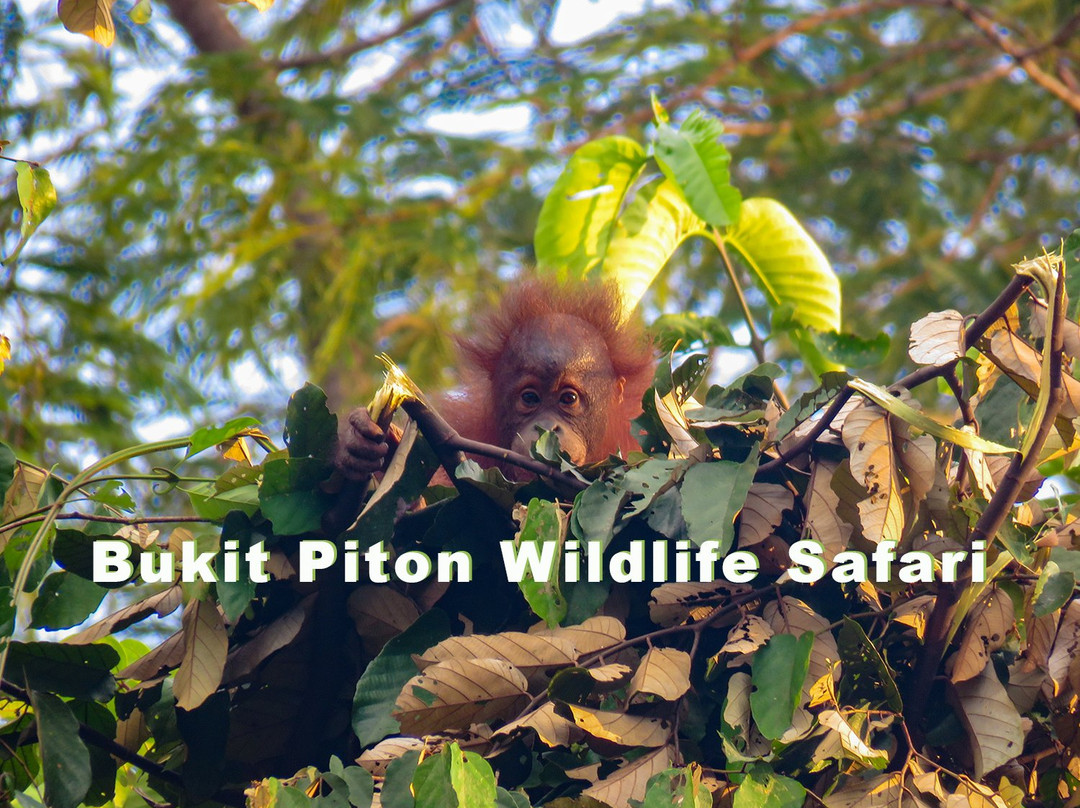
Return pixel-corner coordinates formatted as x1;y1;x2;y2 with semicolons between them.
848;377;1015;454
722;198;841;370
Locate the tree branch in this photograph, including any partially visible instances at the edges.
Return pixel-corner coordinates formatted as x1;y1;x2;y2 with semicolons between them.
905;265;1065;740
276;0;469;70
400;399;589;492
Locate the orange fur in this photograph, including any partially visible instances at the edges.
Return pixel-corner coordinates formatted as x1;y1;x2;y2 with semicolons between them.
447;278;654;462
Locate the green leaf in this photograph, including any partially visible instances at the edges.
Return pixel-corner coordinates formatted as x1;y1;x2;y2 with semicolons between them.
52;529;135;588
186;416;260;459
448;744;497;808
808;330;891;369
653;109;741;227
7;641;118;701
534;136;647;277
340;766;374;808
643;766;712;808
722;197;841;372
215;511;258;622
732;763;805;808
6;162;57;264
680;448;759;551
30;690;92;808
29;571;107;631
652;314;734;354
515;498;568;627
259;456;333;535
351;610;450;746
774;372;850;441
129;0;151;23
601;178;707;314
1033;567;1074;617
837;618;902;711
285;383;337;460
848;377;1016;454
749;632;813;740
0;442;15;502
381;750;421;808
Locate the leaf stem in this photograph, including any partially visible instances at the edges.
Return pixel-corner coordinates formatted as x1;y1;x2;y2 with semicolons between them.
713;232;790;409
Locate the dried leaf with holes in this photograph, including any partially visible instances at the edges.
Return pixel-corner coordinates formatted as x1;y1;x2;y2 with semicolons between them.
841;402;905;545
495;702;579;748
719;613;773;656
909;309;965;365
566;705;670;747
952;587;1015;684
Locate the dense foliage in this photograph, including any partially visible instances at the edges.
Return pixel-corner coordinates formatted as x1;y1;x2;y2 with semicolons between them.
2;99;1080;806
2;0;1079;459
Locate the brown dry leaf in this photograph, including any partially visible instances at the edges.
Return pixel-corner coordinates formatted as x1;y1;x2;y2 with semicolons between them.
566;705;670;747
898;434;937;505
647;581;746;627
763;596;840;698
416;631;576;688
738;483;793;547
985;330;1080;418
1047;599;1080;696
0;462;48;548
531;616;625;656
806;460;851;563
118;629;184;680
113;523;160;549
581;746;672;807
348;587;420;657
588;663;633;685
909;309;966;365
222;595;315;685
821;773;903;807
627;647;691;702
952;587;1015;684
495;702;579;748
57;0;114;46
1005;662;1045;713
1029;298;1080;358
719;614;773;656
64;585;182;645
393;657;529;735
1024;609;1059;670
357;737;425;776
951;661;1024;779
174;599;228;710
115;711;148;754
842;403;905;545
722;672;771;758
894;595;936;640
654;390;699;458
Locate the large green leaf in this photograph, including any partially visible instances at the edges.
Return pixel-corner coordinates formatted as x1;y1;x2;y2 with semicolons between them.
514;498;568;627
351;610;450;747
30;690;92;808
723;198;841;362
602;179;707;315
749;632;813;740
534;136;647;277
654;109;741;227
732;763;805;808
680;448;759;551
